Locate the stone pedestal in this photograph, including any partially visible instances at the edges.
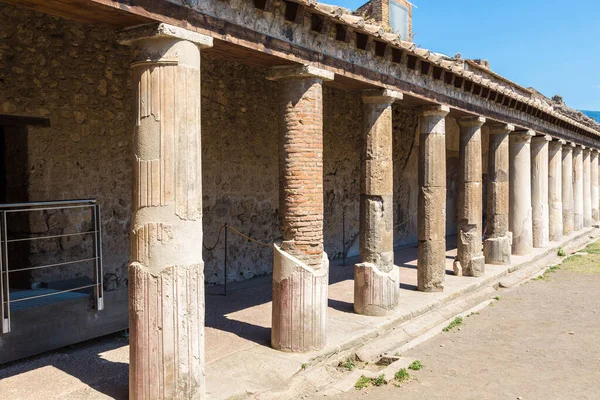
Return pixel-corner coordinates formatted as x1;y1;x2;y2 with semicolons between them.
417;105;449;292
583;148;592;227
484;124;514;264
355;90;402;316
456;116;485;276
118;24;213;400
592;150;599;225
573;145;584;231
548;139;565;241
531;135;551;248
509;130;534;255
562;142;575;235
268;65;333;352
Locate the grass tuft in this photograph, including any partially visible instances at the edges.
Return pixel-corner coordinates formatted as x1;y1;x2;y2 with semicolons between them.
442;316;463;332
395;368;410;382
408;360;423;371
373;374;386;387
342;358;356;371
557;247;566;257
355;375;371;390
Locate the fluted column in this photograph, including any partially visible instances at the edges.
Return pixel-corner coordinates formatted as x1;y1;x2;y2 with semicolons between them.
562;142;575;235
456;116;485;276
268;65;333;352
509;130;534;255
548;139;565;241
354;89;402;316
484;123;514;264
592;149;599;225
573;145;584;231
118;24;212;400
583;148;592;227
531;135;551;248
417;105;449;292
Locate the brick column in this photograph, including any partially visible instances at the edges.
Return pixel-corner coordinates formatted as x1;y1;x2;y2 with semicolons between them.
355;89;402;316
484;123;514;264
417;105;449;292
268;65;333;352
583;148;592;227
573;145;584;231
509;130;534;255
118;24;212;400
531;135;551;248
548;139;565;241
456;116;485;276
592;149;599;225
562;142;575;235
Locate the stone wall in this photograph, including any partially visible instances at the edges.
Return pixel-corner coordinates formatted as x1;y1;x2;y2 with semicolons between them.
0;4;132;291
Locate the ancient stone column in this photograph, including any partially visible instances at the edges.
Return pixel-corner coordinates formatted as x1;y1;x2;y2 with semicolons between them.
509;130;534;255
573;145;584;231
268;65;333;352
592;149;599;225
531;135;551;248
455;116;485;276
118;24;212;400
417;105;449;292
355;89;402;316
548;139;565;241
583;148;592;227
562;142;575;235
484;123;514;264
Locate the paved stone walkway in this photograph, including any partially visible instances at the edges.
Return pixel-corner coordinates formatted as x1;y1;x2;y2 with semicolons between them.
328;242;600;400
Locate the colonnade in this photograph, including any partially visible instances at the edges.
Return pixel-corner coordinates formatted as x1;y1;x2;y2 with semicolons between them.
119;24;600;399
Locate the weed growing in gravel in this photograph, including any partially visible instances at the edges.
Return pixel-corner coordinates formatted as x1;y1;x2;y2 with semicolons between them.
467;312;480;317
342;359;356;371
395;368;410;382
443;316;463;332
408;360;423;371
301;363;307;370
534;265;561;281
355;376;371;390
493;296;501;301
557;247;566;257
373;374;386;387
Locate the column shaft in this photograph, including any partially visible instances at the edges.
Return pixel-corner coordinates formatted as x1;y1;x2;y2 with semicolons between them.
531;135;551;248
484;124;514;264
268;65;333;352
573;145;584;230
355;90;402;316
118;24;212;400
456;116;485;276
583;148;592;227
509;130;534;255
417;105;449;292
592;150;599;225
548;139;565;241
562;143;575;235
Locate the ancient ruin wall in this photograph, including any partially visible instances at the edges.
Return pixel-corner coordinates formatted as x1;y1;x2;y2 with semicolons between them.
0;4;132;291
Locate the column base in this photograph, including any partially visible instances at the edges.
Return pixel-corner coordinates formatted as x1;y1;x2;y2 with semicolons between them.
484;236;512;265
272;244;328;353
354;262;399;316
417;239;445;292
129;262;205;400
462;255;485;277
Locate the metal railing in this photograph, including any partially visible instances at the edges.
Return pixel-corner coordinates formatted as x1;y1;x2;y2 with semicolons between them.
0;200;104;334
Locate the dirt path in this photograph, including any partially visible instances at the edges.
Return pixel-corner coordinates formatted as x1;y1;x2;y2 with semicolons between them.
326;243;600;400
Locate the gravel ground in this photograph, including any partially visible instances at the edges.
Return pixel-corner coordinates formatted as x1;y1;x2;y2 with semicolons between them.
328;243;600;400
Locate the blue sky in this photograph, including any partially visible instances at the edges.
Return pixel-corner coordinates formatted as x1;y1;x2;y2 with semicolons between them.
324;0;600;111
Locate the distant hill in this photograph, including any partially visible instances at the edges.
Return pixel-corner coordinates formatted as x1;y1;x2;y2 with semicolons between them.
581;110;600;123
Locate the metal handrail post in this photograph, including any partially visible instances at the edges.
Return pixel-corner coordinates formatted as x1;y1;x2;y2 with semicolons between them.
342;210;346;266
224;223;228;296
2;211;10;333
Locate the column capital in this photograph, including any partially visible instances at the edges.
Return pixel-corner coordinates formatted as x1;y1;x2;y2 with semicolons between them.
267;65;334;81
362;89;403;104
419;104;450;117
117;23;213;48
531;134;552;145
510;129;535;143
488;123;515;135
458;116;486;127
564;141;577;150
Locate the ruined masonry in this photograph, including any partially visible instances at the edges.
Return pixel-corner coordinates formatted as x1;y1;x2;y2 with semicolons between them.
2;0;600;399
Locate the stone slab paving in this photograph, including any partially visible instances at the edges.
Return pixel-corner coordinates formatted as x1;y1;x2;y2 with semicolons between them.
0;229;596;400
